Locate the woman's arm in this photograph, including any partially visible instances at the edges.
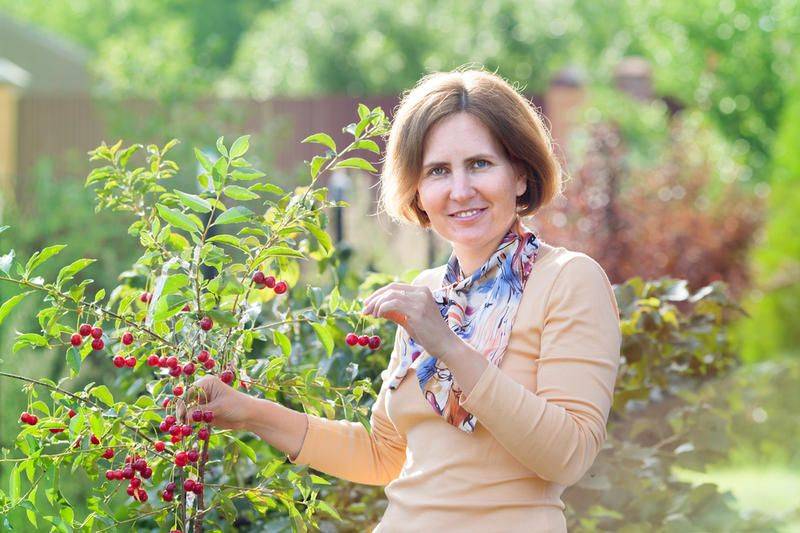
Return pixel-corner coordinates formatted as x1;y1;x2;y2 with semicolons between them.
244;397;309;460
448;255;621;486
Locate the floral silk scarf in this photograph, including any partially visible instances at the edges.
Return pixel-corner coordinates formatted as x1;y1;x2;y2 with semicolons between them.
387;217;542;433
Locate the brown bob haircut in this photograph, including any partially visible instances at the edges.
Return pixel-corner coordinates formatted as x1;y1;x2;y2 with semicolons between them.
378;67;563;228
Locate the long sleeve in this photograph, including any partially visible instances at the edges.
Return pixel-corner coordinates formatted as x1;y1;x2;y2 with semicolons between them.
286;318;408;486
457;255;621;486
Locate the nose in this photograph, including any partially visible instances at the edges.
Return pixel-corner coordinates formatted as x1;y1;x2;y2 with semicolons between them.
448;169;476;203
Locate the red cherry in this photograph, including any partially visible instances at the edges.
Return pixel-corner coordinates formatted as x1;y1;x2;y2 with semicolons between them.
102;448;114;459
203;358;216;369
180;424;192;437
252;271;267;286
122;466;134;479
169;365;182;377
105;470;114;480
162;490;173;502
357;335;369;346
199;316;213;331
162;398;170;408
170;435;181;444
140;292;151;303
20;412;31;424
273;281;288;294
113;356;125;368
182;303;190;312
90;434;100;445
173;386;184;397
79;323;92;337
126;485;135;496
113;469;124;480
183;479;195;492
174;451;188;467
121;332;133;345
202;411;214;423
197;350;209;363
28;415;38;425
159;421;169;432
164;415;176;426
264;275;276;288
154;441;166;452
187;449;199;463
137;489;147;502
90;327;103;339
345;333;359;346
92;338;105;351
147;354;160;367
125;356;136;368
166;356;178;369
130;477;142;489
191;410;203;423
165;482;177;492
70;333;83;347
142;467;152;479
49;427;65;434
220;370;234;384
192;482;203;494
133;458;147;471
198;428;210;441
368;335;381;350
158;355;169;368
68;408;77;418
183;362;196;376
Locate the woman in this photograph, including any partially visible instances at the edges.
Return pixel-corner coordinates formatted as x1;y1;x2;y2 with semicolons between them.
188;68;621;532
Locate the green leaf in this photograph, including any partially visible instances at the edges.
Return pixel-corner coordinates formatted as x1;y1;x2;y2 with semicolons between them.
66;347;81;377
194;148;213;172
353;139;380;153
207;234;245;249
309;155;328;178
329;286;340;313
304;221;332;255
230;168;266;181
161;273;189;296
13;333;48;352
273;330;291;357
56;258;96;287
0;291;32;326
249;183;284;195
216;136;228;157
309;474;331;486
234;438;257;463
156;204;201;233
332;157;377;173
25;244;67;276
0;249;14;274
301;133;337;153
311;322;334;357
174;190;212;213
317;500;342;521
257;246;305;260
223;185;260;201
213;206;254;225
229;135;251;158
90;385;114;406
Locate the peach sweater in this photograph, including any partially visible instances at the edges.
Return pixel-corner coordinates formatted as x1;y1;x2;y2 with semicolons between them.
288;242;622;532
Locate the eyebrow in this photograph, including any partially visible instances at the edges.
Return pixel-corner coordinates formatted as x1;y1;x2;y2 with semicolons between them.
422;153;497;170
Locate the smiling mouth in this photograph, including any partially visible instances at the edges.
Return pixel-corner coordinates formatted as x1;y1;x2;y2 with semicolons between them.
449;207;487;219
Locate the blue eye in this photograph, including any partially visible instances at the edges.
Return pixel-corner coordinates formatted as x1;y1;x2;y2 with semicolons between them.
473;159;490;169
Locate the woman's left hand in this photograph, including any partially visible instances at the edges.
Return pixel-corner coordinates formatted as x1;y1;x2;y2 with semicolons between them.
362;282;459;358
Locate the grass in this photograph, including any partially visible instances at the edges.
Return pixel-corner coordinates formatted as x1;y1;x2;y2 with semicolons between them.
673;464;800;532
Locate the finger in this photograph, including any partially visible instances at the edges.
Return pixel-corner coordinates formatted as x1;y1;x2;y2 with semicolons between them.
375;298;408;324
365;287;407;315
175;397;187;424
362;282;404;309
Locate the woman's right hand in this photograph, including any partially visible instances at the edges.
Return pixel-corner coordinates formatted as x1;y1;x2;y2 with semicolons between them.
179;375;254;431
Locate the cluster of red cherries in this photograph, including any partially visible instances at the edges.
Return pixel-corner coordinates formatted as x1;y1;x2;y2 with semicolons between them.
345;332;382;350
251;270;289;294
69;323;112;351
104;454;154;502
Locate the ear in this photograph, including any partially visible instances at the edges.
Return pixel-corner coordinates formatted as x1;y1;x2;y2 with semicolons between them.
515;173;527;198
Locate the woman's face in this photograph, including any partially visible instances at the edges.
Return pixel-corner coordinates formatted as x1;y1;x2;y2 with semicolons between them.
416;112;527;273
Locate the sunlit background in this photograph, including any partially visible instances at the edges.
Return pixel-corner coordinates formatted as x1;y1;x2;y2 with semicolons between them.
0;1;798;530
